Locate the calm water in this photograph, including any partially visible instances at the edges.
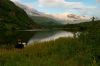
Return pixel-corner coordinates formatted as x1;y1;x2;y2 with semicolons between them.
0;30;80;48
28;31;74;44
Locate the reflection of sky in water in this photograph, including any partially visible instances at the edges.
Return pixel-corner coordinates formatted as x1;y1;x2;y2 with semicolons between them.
28;31;74;44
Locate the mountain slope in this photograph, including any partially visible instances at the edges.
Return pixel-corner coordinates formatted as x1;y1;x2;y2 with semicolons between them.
12;1;43;16
12;1;91;26
51;13;91;24
0;0;39;30
12;2;62;26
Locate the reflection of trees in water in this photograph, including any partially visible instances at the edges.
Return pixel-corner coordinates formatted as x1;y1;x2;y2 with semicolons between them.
0;30;80;48
28;31;75;44
0;31;36;48
31;31;56;39
27;31;58;44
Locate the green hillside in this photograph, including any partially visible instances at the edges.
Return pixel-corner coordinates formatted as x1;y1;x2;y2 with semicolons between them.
30;15;62;27
0;0;39;30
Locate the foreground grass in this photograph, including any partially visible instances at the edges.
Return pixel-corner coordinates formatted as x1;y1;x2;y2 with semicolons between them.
0;38;98;66
0;20;100;66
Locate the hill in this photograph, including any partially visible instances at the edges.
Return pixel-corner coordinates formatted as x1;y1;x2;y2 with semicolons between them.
12;2;93;27
13;2;62;26
0;0;40;30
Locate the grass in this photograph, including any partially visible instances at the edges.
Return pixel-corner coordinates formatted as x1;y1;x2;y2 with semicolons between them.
0;38;98;66
0;20;100;66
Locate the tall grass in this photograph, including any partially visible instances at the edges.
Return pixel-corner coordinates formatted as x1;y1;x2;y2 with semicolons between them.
0;21;100;66
0;37;97;66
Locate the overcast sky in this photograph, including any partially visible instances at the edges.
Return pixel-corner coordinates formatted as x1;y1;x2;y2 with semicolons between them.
11;0;100;17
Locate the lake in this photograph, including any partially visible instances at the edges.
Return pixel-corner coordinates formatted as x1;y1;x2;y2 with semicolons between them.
0;30;80;48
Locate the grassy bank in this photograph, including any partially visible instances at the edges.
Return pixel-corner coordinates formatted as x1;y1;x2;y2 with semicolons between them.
0;37;98;66
0;20;100;66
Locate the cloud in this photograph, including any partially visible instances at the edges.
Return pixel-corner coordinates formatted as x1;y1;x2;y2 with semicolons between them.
23;3;35;9
10;0;21;2
38;0;99;16
38;0;84;9
11;0;98;11
10;0;100;17
11;0;34;9
38;0;97;13
96;0;100;3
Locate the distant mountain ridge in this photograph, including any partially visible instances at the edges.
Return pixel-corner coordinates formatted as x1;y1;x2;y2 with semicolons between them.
12;1;91;25
12;2;62;26
51;13;91;24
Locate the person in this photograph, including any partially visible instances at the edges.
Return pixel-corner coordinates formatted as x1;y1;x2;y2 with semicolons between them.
15;44;24;49
15;39;24;49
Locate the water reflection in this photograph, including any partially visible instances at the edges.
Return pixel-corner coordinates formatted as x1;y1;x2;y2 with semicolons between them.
28;31;74;44
0;31;35;48
0;30;79;48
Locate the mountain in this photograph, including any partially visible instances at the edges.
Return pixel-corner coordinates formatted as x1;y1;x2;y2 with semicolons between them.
0;0;39;30
51;13;91;24
11;1;43;16
12;1;91;26
12;2;61;26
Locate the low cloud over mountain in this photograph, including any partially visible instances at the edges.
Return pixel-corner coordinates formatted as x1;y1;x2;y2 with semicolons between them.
12;1;91;25
51;13;91;24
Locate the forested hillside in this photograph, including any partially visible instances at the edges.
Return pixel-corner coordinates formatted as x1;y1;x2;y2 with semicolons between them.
0;0;39;30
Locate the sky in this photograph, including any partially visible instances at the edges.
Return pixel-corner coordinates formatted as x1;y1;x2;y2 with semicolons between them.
11;0;100;17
